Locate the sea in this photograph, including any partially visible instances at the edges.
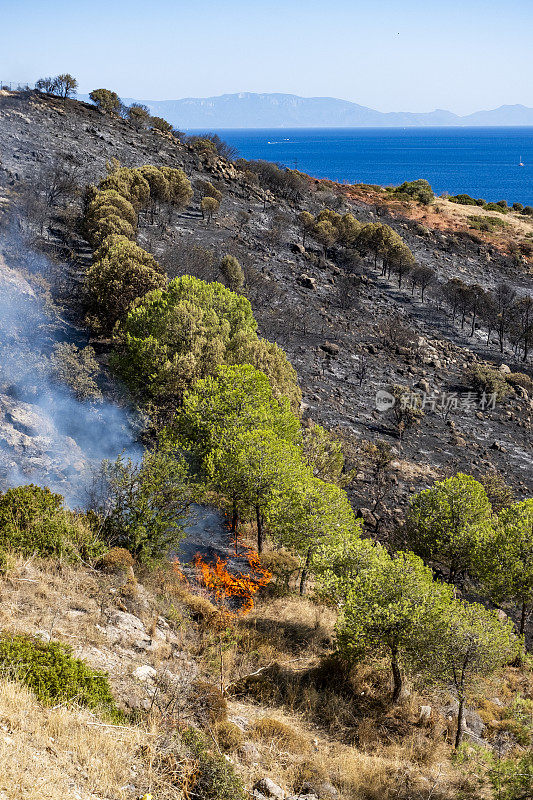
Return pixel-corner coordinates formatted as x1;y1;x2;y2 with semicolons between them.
198;127;533;207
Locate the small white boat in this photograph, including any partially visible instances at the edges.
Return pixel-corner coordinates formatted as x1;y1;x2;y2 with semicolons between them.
519;155;525;167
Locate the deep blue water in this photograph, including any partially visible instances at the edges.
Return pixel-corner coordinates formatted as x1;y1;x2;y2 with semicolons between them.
202;127;533;206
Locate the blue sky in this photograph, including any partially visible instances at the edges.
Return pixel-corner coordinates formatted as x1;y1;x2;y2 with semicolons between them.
1;0;532;114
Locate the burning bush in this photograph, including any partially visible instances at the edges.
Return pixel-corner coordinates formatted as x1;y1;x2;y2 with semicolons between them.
193;549;272;614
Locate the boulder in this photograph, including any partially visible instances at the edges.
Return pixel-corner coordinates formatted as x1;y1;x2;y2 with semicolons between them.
356;508;377;528
297;274;317;290
253;778;285;799
132;665;157;682
290;242;306;255
464;709;486;736
320;341;340;357
416;379;431;394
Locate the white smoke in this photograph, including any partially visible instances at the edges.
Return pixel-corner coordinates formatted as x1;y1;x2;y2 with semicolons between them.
0;232;141;507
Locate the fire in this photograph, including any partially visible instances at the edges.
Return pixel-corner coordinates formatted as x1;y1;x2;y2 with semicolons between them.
193;549;272;614
172;560;188;583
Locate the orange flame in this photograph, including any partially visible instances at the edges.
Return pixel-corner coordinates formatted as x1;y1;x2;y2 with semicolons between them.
172;559;188;583
193;549;272;614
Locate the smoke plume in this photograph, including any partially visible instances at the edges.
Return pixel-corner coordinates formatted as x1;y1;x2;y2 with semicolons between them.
0;232;140;507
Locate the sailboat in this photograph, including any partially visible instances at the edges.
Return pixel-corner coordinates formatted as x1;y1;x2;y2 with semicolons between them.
519;155;525;167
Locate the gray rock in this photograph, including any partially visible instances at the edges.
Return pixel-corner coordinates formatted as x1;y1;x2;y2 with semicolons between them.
253;778;285;799
318;783;339;800
356;507;377;527
239;742;260;764
464;708;485;736
291;242;306;255
320;341;340;356
132;665;157;682
287;796;318;800
297;274;317;290
299;780;338;799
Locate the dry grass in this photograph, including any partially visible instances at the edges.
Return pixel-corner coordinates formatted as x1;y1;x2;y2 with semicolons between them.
0;554;525;800
0;679;165;800
251;716;311;754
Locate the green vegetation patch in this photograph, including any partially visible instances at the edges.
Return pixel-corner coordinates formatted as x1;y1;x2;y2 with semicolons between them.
181;727;246;800
0;634;121;718
0;484;106;565
467;215;510;232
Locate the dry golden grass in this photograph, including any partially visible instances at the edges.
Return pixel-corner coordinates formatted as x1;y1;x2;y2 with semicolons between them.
250;715;311;754
0;553;524;800
0;679;169;800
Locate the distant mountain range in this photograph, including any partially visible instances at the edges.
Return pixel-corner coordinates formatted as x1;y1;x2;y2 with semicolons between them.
112;93;533;129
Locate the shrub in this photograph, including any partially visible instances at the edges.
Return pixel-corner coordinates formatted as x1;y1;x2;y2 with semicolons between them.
466;364;510;400
180;591;218;623
450;194;478;206
468;215;509;232
220;254;244;290
0;634;120;718
483;202;508;213
150;115;173;133
126;103;150;128
89;447;194;562
85;234;167;332
188;137;218;157
260;550;300;594
97;546;134;574
0;485;106;562
50;342;102;401
215;720;244;751
394;179;434;205
251;716;309;752
190;680;227;727
89;89;121;113
506;371;533;393
181;727;246;800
